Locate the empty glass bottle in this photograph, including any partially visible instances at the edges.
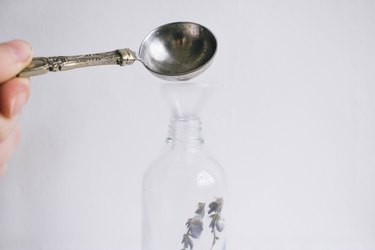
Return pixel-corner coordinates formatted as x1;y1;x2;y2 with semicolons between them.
142;83;227;250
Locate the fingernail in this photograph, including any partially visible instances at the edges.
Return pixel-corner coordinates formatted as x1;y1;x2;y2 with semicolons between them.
7;40;32;62
11;91;28;116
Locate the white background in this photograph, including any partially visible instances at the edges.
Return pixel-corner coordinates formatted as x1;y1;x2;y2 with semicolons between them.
1;0;375;249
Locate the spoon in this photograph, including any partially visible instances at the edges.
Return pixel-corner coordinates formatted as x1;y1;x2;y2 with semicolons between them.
18;22;217;81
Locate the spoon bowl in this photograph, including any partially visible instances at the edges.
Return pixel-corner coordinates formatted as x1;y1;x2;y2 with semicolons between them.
139;22;217;81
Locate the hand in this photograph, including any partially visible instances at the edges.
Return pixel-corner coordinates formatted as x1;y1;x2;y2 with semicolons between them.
0;40;33;176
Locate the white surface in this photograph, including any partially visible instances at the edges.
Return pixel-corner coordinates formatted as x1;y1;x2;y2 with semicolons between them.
1;0;375;249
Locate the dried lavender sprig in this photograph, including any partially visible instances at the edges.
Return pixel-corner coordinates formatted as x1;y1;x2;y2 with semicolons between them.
208;197;224;249
181;202;206;250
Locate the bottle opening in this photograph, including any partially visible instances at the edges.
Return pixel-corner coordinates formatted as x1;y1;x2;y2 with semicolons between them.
166;119;204;144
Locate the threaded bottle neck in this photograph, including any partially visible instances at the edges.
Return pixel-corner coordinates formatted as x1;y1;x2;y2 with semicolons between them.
166;119;204;147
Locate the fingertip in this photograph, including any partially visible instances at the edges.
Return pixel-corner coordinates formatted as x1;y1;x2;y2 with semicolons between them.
14;77;30;87
0;40;33;83
5;39;33;63
0;78;30;118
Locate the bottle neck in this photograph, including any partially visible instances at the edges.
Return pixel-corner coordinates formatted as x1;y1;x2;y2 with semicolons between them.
166;119;204;150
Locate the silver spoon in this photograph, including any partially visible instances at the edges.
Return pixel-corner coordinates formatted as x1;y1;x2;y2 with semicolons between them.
18;22;217;81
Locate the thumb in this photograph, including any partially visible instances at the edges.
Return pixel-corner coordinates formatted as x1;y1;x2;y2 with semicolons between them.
0;40;33;83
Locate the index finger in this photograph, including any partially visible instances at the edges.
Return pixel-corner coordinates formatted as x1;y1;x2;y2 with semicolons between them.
0;40;33;83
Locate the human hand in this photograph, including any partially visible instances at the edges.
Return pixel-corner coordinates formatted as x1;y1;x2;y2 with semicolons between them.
0;40;32;176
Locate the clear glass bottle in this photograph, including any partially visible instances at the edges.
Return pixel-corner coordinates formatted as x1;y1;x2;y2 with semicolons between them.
142;83;227;250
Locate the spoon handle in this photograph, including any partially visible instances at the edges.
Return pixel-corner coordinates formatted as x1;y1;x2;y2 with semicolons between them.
18;48;137;78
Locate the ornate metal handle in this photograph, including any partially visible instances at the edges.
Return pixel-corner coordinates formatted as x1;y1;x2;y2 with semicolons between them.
18;48;137;77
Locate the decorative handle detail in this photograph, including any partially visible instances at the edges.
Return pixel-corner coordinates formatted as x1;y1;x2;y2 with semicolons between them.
18;48;137;77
